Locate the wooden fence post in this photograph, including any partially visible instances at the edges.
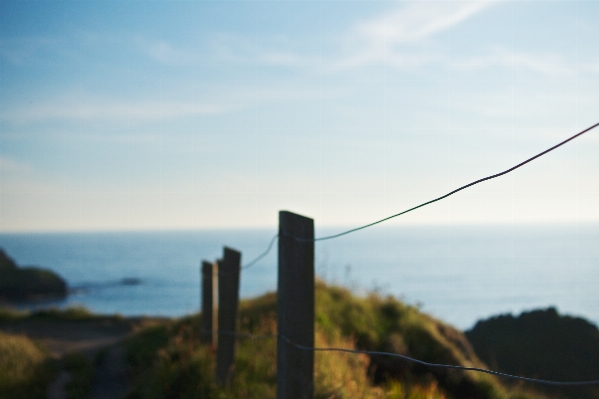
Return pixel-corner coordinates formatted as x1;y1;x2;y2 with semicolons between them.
213;260;219;347
216;247;241;386
200;260;215;346
277;211;315;399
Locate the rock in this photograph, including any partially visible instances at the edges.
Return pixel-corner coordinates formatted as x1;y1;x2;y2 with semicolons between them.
120;277;141;286
0;248;68;302
466;307;599;399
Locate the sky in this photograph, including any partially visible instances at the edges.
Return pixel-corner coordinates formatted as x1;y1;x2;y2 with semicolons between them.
1;0;598;233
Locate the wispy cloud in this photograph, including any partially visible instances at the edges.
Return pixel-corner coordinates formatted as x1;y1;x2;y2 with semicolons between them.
1;97;225;124
135;36;202;66
356;1;494;46
206;1;496;71
449;47;578;76
333;1;495;69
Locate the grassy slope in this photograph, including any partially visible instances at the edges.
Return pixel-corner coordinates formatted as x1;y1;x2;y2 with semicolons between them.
0;331;55;399
125;282;550;399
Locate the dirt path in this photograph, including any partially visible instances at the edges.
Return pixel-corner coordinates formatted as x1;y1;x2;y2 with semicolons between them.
0;317;156;399
90;343;131;399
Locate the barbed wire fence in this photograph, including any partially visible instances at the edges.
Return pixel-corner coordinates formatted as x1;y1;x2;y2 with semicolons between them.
200;121;599;396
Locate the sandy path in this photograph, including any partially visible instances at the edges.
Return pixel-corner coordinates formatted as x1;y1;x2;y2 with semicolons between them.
0;317;156;399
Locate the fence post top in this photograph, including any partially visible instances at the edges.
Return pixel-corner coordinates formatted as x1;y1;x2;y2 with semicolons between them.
279;210;313;220
201;261;213;273
223;246;241;255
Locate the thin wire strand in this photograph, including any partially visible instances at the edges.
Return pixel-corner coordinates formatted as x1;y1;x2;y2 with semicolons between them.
199;330;599;386
240;123;599;257
242;233;279;269
281;335;599;386
311;121;599;241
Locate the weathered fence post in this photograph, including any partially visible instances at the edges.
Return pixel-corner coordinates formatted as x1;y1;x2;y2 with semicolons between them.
212;260;219;346
216;247;241;386
277;211;315;399
200;261;218;348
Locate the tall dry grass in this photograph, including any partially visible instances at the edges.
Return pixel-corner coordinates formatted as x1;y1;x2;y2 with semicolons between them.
0;331;54;399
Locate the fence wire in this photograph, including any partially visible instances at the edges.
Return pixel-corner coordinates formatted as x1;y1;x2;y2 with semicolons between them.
199;328;599;386
241;121;599;266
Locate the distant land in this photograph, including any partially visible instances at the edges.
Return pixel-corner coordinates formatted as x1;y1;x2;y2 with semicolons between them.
467;307;599;399
0;249;67;302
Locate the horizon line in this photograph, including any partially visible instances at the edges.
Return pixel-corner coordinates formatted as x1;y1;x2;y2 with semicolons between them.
2;219;599;235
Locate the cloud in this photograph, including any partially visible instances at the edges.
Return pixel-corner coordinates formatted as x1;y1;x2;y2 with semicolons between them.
206;2;495;72
449;47;578;76
356;1;494;46
135;37;202;66
257;51;320;68
334;1;495;69
1;97;225;124
205;0;598;80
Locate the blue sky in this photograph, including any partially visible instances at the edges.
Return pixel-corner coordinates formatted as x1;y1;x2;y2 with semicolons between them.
1;1;598;232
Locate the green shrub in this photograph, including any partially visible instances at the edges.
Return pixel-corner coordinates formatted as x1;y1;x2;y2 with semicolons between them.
0;306;28;323
32;305;97;321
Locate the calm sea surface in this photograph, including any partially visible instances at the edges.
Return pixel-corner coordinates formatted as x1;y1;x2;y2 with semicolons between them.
1;224;597;330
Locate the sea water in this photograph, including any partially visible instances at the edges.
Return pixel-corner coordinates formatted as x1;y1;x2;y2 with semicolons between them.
1;224;597;330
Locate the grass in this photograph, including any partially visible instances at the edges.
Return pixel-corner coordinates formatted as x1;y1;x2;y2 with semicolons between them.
0;304;124;323
0;283;559;399
0;331;56;399
0;306;28;323
124;281;552;399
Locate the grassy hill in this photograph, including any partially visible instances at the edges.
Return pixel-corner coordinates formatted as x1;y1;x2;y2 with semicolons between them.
124;282;550;399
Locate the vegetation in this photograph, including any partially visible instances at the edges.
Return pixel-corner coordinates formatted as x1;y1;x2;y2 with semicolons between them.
124;282;550;399
0;304;122;323
62;352;94;399
0;331;56;399
466;307;599;399
0;248;67;302
0;305;126;399
3;283;591;399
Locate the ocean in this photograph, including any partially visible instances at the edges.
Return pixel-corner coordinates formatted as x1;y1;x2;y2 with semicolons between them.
1;224;597;330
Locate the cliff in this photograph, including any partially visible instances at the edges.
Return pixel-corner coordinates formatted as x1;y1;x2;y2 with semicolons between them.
0;249;67;302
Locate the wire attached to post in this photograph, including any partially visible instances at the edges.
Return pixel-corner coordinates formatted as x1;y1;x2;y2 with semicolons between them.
241;233;279;270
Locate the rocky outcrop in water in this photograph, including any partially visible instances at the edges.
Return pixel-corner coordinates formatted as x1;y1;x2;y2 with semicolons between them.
0;249;67;302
